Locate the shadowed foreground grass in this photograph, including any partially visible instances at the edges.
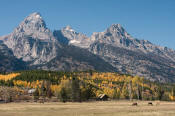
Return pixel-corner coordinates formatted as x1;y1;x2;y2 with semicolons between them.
0;101;175;116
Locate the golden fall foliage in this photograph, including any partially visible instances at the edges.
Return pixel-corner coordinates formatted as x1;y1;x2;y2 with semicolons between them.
169;89;175;101
0;73;20;81
77;72;146;98
2;71;170;101
13;80;48;89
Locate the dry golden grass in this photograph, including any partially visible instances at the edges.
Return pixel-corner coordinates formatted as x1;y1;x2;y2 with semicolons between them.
0;101;175;116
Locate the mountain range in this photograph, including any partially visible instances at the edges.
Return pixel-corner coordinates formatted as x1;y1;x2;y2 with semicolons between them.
0;12;175;82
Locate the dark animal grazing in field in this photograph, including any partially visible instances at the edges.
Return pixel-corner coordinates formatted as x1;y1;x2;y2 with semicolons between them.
132;103;138;106
148;102;153;106
38;99;44;104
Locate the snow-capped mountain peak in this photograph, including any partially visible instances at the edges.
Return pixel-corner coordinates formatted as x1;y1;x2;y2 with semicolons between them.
25;12;43;21
63;25;75;32
1;12;175;82
8;12;55;41
1;12;58;65
15;12;46;32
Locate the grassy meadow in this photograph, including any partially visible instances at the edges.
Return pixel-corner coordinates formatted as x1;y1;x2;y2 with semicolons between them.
0;101;175;116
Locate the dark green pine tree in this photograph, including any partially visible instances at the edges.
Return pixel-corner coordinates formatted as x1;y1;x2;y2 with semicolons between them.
34;87;40;100
60;87;68;103
71;77;81;102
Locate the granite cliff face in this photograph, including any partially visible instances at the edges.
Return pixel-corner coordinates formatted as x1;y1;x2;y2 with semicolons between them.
0;12;116;72
0;40;27;72
1;12;59;65
55;24;175;82
1;12;175;82
90;24;175;62
53;25;91;48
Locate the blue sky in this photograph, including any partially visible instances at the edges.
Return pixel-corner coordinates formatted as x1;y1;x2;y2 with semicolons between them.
0;0;175;49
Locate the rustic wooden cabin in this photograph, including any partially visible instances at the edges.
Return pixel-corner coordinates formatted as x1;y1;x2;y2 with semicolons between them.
97;94;109;101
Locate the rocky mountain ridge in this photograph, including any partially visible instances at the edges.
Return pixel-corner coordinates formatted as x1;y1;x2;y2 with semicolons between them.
0;12;59;65
0;12;116;72
55;22;175;82
0;12;175;82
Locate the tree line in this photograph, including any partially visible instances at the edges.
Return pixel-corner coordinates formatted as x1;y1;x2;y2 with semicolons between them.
0;70;175;102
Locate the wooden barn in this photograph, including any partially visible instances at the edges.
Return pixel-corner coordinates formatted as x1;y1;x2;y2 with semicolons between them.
97;94;109;101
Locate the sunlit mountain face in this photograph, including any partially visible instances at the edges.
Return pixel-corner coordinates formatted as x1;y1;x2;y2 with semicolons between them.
0;12;175;82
